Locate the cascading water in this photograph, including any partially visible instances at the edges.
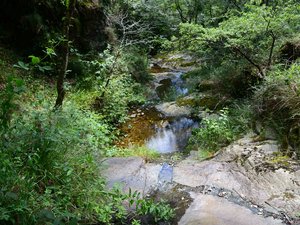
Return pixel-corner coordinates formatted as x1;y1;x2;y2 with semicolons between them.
145;69;198;153
118;63;198;154
173;72;189;96
146;117;198;153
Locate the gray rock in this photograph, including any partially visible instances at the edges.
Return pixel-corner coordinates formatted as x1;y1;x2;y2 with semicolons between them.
101;135;300;222
102;157;160;196
155;102;191;117
179;193;284;225
174;136;300;217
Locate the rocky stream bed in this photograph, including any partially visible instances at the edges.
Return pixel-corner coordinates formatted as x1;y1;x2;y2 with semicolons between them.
102;54;300;225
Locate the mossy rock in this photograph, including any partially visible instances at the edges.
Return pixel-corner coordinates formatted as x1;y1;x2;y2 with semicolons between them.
177;96;199;107
177;93;226;110
265;153;291;170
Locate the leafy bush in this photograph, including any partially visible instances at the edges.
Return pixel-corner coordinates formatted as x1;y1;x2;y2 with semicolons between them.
188;108;234;154
124;48;152;84
0;98;112;224
188;106;251;159
0;76;173;224
72;47;147;124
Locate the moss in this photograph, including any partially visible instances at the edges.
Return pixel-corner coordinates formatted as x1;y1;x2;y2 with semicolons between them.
179;61;196;67
176;96;198;107
267;153;291;168
198;80;218;92
198;149;214;160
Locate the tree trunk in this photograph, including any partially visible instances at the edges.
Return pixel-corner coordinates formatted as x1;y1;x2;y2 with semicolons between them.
54;0;76;109
267;32;276;70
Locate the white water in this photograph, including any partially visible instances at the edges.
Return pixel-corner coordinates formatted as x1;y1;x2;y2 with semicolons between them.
146;117;197;153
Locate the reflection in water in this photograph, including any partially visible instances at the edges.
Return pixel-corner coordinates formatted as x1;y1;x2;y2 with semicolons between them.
146;117;198;153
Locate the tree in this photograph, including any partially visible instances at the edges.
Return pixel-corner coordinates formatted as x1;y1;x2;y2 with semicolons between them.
177;3;300;78
55;0;76;108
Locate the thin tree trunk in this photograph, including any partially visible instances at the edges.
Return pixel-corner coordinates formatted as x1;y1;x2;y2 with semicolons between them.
54;0;76;108
175;0;186;23
267;32;276;70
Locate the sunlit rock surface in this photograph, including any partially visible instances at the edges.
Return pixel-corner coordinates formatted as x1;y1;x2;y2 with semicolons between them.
103;135;300;224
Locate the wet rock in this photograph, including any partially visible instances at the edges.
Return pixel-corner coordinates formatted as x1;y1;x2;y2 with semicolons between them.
153;53;198;71
179;193;284;225
176;95;199;107
156;78;172;99
155;102;191;117
197;93;224;110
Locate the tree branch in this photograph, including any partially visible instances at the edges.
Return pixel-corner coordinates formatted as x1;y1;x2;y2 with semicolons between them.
233;46;265;78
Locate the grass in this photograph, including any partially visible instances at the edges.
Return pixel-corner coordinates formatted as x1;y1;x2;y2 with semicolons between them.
109;145;160;162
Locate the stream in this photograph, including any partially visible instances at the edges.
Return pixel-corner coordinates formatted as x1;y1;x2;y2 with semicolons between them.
118;63;198;154
106;55;300;225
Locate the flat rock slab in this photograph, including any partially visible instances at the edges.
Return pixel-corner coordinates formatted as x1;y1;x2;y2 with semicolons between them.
179;193;284;225
102;157;161;195
174;137;300;217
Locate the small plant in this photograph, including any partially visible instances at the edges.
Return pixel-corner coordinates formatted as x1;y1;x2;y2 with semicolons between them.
126;189;175;223
188;108;234;156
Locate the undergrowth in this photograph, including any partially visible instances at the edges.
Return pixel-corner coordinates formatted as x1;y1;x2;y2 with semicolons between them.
0;46;174;224
188;105;251;160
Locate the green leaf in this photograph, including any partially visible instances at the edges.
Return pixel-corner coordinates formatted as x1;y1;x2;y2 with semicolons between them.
13;61;30;70
45;47;57;57
28;55;41;65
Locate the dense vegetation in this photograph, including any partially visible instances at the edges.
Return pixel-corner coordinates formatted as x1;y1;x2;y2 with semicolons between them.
0;0;299;224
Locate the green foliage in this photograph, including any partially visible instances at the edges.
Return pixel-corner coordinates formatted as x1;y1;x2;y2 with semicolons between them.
125;48;152;84
252;63;300;156
13;45;56;74
74;47;147;123
0;85;173;224
120;188;175;223
0;96;113;222
0;76;24;130
176;2;300;79
13;61;30;71
108;146;160;161
189;108;234;153
189;105;251;158
101;73;146;123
